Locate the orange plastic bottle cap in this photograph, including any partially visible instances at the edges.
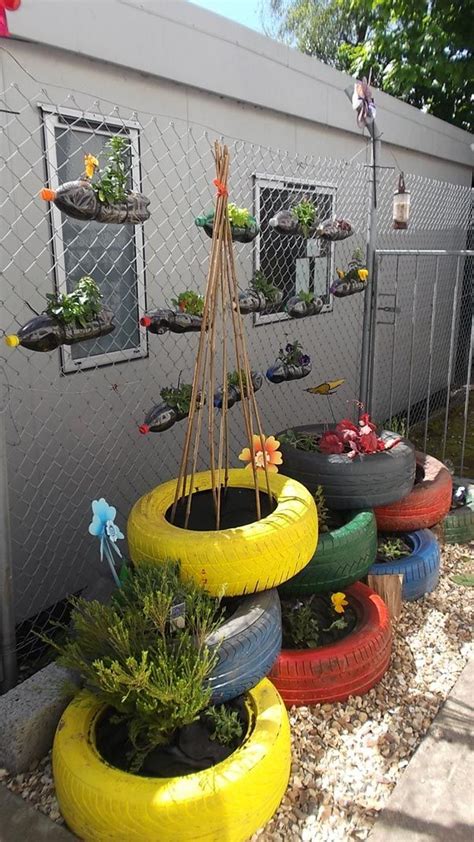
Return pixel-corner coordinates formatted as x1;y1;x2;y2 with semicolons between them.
40;188;56;202
5;335;20;347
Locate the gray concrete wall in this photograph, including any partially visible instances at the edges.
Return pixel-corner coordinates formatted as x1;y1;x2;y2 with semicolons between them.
0;1;472;623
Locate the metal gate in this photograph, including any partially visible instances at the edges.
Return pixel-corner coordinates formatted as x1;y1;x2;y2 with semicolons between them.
369;248;473;477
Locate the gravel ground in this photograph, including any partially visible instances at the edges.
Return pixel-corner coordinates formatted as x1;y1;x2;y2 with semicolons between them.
1;542;473;840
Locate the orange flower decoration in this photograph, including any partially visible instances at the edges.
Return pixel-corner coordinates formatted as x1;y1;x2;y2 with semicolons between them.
238;434;283;473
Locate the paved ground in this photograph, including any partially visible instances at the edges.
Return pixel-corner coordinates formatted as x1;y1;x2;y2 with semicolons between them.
369;656;474;841
0;783;73;841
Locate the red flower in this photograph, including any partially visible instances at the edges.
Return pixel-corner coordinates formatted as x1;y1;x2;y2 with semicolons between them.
335;419;359;442
319;431;344;454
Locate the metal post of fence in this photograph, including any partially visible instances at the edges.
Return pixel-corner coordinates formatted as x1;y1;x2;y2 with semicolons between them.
0;409;17;692
459;312;473;478
359;124;381;411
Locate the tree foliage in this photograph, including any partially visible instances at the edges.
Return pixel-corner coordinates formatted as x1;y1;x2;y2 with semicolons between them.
262;0;473;130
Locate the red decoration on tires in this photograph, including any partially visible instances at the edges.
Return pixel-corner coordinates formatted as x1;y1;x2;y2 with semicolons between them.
269;582;392;706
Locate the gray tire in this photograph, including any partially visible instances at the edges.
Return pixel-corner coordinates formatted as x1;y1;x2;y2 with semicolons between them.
278;425;416;509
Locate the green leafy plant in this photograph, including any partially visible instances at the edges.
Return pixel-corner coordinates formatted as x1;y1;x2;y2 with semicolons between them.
206;704;244;746
227;203;252;229
386;416;407;437
279;429;320;451
45;276;102;327
171;291;205;317
377;537;411;560
313;486;330;533
43;562;224;771
93;136;129;204
297;290;315;304
160;384;194;415
227;370;248;390
291;199;317;236
251;270;281;303
283;599;320;648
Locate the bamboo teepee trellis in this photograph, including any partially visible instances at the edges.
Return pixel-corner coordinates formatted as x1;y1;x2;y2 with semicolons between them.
171;142;271;530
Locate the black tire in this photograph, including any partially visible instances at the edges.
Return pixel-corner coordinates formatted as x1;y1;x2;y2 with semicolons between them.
441;479;474;544
278;425;415;510
368;529;440;601
207;589;282;703
279;509;377;595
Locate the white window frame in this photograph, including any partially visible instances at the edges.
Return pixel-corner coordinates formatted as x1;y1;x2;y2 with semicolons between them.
253;173;337;325
40;104;147;373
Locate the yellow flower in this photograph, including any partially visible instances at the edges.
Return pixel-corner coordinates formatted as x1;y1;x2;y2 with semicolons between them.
84;153;99;180
331;592;349;613
358;269;369;282
238;434;283;473
336;268;345;279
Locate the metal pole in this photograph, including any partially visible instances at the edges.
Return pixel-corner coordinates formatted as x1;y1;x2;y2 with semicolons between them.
406;256;419;435
423;256;440;452
359;124;381;411
0;408;17;692
459;312;473;478
442;256;462;462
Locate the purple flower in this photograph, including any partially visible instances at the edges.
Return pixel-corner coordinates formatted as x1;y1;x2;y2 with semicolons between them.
285;343;294;353
300;354;311;366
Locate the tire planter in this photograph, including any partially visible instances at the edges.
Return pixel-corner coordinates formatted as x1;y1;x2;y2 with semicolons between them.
277;425;416;510
53;679;291;842
440;478;474;544
41;181;150;224
207;589;282;703
127;469;318;596
4;309;115;353
374;452;453;532
369;529;440;601
269;582;392;706
279;510;377;595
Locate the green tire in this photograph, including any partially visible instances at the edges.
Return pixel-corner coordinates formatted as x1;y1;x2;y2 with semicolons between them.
441;479;474;544
278;509;377;595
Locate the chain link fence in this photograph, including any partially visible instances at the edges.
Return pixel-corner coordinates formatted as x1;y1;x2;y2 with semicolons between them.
0;79;472;688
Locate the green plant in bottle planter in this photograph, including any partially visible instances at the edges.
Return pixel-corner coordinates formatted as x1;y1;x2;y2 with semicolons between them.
45;276;103;327
171;291;205;317
160;384;194;416
92;136;129;205
251;271;281;304
227;203;253;229
297;290;315;304
291;199;317;237
227;370;248;390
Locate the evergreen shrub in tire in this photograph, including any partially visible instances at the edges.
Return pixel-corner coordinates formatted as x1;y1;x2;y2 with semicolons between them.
279;510;377;595
369;529;440;601
440;479;474;544
53;680;291;842
269;582;392;706
208;589;282;703
277;424;415;510
374;453;452;532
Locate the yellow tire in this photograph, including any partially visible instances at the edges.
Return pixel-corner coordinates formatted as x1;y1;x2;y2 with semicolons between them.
127;468;317;596
53;679;291;842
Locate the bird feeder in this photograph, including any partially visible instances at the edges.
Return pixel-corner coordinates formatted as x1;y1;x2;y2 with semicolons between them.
393;173;410;230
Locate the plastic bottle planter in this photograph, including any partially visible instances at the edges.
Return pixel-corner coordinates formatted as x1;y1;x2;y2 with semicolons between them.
269;210;319;239
214;372;263;410
41;181;150;224
4;309;115;352
237;288;283;315
266;360;312;384
317;218;354;241
286;296;324;318
140;310;203;335
331;279;366;298
195;211;260;244
138;402;189;434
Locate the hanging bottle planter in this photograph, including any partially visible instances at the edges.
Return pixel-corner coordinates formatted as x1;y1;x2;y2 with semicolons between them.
237;271;283;314
269;199;318;238
4;276;115;352
214;371;263;410
40;138;150;224
139;384;199;434
316;218;354;241
393;173;411;230
266;342;312;384
141;291;205;335
195;203;259;243
286;291;324;318
330;249;369;298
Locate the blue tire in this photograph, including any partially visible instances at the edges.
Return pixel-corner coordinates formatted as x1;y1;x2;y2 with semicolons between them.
369;529;440;601
206;589;282;703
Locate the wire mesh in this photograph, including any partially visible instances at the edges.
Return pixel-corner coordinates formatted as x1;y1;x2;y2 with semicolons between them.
0;78;472;686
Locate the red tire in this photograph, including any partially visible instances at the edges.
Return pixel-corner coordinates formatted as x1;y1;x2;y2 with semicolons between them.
374;452;452;532
269;582;392;707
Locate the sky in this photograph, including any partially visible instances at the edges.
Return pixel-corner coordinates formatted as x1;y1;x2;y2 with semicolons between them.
188;0;264;33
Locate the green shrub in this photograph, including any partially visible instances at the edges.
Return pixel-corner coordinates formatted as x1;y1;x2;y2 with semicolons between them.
45;276;102;327
206;704;244;746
